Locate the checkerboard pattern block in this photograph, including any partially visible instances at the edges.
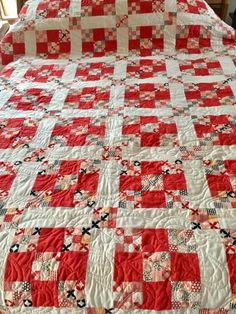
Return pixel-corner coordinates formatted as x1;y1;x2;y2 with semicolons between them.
4;227;89;307
184;82;236;108
1;0;236;65
119;160;187;209
122;116;178;147
114;228;201;310
204;160;236;209
28;160;100;209
124;83;171;108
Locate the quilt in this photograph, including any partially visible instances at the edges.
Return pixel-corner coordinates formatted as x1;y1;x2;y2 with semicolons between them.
0;0;236;313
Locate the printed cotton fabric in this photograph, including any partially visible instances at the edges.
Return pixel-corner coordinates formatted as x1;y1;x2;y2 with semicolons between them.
0;0;236;313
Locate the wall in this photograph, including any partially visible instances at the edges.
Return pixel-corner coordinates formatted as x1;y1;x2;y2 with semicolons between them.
226;0;236;24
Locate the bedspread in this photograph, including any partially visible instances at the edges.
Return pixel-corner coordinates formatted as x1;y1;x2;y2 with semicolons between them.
0;0;236;313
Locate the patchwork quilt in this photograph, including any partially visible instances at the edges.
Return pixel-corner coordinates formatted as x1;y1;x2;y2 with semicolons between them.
1;0;236;313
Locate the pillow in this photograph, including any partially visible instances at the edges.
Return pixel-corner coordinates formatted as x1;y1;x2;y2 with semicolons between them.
0;0;235;65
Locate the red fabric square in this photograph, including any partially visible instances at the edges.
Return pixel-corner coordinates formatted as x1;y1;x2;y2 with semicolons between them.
77;173;99;191
219;133;236;145
194;124;214;137
32;174;57;191
93;29;105;41
227;253;236;294
225;160;236;174
68;134;87;146
59;161;81;175
123;124;140;134
47;30;59;42
120;175;142;191
170;252;200;281
207;175;232;195
140;26;152;39
140;116;158;124
0;175;15;191
140;1;152;13
58;252;88;281
31;281;58;307
4;252;35;281
163;173;187;190
141;281;172;310
141;191;166;208
37;228;65;252
141;133;160;146
210;115;229;124
142;229;169;252
141;162;163;175
114;252;143;284
50;189;75;207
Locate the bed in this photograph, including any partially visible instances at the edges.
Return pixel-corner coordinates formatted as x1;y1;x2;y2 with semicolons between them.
0;0;236;312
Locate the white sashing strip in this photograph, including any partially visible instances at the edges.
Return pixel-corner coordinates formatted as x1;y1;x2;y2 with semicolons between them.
182;160;212;209
5;163;40;208
61;63;78;83
124;107;173;116
30;118;57;148
116;0;128;15
128;13;164;27
24;31;37;56
166;59;181;77
35;18;69;30
169;82;188;107
109;84;126;109
9;65;31;84
189;105;236;116
104;115;123;146
174;116;199;146
117;27;129;55
164;25;176;54
0;90;14;110
218;56;236;75
81;16;116;29
85;228;116;308
70;30;82;56
96;160;121;206
195;230;231;308
69;0;82;16
229;80;236;100
47;88;69;111
113;60;127;80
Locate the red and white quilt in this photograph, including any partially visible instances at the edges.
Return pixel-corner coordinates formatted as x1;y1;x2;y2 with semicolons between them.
0;0;236;312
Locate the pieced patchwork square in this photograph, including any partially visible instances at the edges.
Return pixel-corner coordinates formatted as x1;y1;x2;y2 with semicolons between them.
176;26;211;53
122;116;178;147
64;86;110;109
24;65;65;83
204;160;236;209
124;83;171;108
119;160;187;209
114;227;201;310
193;115;236;146
0;118;38;149
3;88;53;111
129;26;164;55
50;117;106;147
4;227;89;307
28;160;101;209
126;59;166;79
184;82;236;107
179;58;223;76
75;62;114;81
